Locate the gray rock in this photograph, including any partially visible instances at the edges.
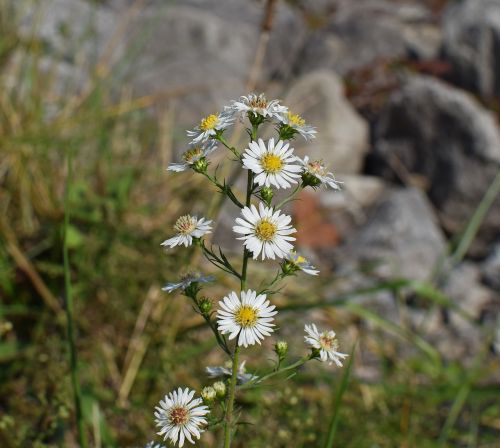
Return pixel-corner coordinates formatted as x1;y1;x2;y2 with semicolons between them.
321;187;446;325
296;0;439;76
284;70;369;174
414;262;496;361
318;175;388;240
15;0;306;146
481;243;500;291
441;0;500;98
17;0;117;64
340;187;447;281
370;75;500;253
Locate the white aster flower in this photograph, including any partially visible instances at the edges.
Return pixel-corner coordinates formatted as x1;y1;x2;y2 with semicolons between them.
300;156;342;190
187;112;234;144
205;360;259;384
217;290;277;348
167;141;218;172
154;387;209;447
284;251;319;276
226;93;287;120
233;203;296;260
162;273;214;293
242;138;302;189
304;324;348;367
279;111;317;140
161;215;212;249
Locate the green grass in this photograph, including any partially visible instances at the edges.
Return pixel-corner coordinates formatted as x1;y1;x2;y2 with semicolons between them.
1;2;499;447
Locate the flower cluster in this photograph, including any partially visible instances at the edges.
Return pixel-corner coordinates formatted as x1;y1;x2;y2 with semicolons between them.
149;94;347;448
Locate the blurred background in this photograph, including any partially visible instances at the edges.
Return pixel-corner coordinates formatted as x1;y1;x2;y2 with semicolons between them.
1;0;499;446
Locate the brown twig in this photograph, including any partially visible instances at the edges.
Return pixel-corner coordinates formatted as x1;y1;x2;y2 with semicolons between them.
0;217;62;316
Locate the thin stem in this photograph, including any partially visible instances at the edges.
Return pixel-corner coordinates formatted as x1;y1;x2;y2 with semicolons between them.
222;127;256;448
240;355;312;389
223;344;240;448
217;135;240;158
275;184;302;210
202;172;244;209
63;150;88;447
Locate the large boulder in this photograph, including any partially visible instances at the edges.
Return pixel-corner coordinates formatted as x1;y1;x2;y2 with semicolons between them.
295;0;440;76
369;75;500;254
321;186;447;325
337;187;447;281
441;0;500;98
284;70;369;174
481;243;500;291
14;0;306;126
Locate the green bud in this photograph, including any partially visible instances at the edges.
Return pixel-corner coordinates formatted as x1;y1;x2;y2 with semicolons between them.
192;157;209;173
260;186;274;206
184;282;200;298
301;172;322;189
248;112;265;127
201;386;216;403
281;260;298;276
310;347;321;360
212;381;226;398
274;340;288;360
198;297;212;315
278;124;298;141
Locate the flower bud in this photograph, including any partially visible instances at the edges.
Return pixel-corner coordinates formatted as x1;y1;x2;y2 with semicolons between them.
274;340;288;360
310;347;321;360
212;381;226;398
260;186;274;206
301;172;322;189
192;157;209;174
198;297;213;315
201;386;216;403
281;260;298;276
278;124;297;141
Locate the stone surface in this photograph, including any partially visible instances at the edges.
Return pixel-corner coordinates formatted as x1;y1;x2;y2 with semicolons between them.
441;0;500;98
15;0;306;129
412;262;496;361
317;175;388;242
284;70;370;174
481;243;500;291
337;187;447;281
295;0;440;76
318;187;447;325
369;75;500;253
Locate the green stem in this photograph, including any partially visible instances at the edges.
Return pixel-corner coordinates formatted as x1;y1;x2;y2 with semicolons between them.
202;172;244;209
240;355;312;390
222;127;257;447
275;184;303;209
217;135;240;158
223;344;240;448
63;151;88;448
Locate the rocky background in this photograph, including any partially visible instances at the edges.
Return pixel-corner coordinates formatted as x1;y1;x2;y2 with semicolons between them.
2;0;500;446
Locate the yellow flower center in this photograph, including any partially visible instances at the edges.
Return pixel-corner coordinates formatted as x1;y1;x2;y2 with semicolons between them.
261;153;283;173
169;406;189;426
255;219;277;241
174;215;197;235
200;114;219;131
288;112;305;127
182;147;203;163
296;255;306;264
319;333;339;352
235;305;258;327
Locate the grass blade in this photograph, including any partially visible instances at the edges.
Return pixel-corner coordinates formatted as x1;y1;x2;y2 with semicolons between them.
63;150;88;447
323;342;356;448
